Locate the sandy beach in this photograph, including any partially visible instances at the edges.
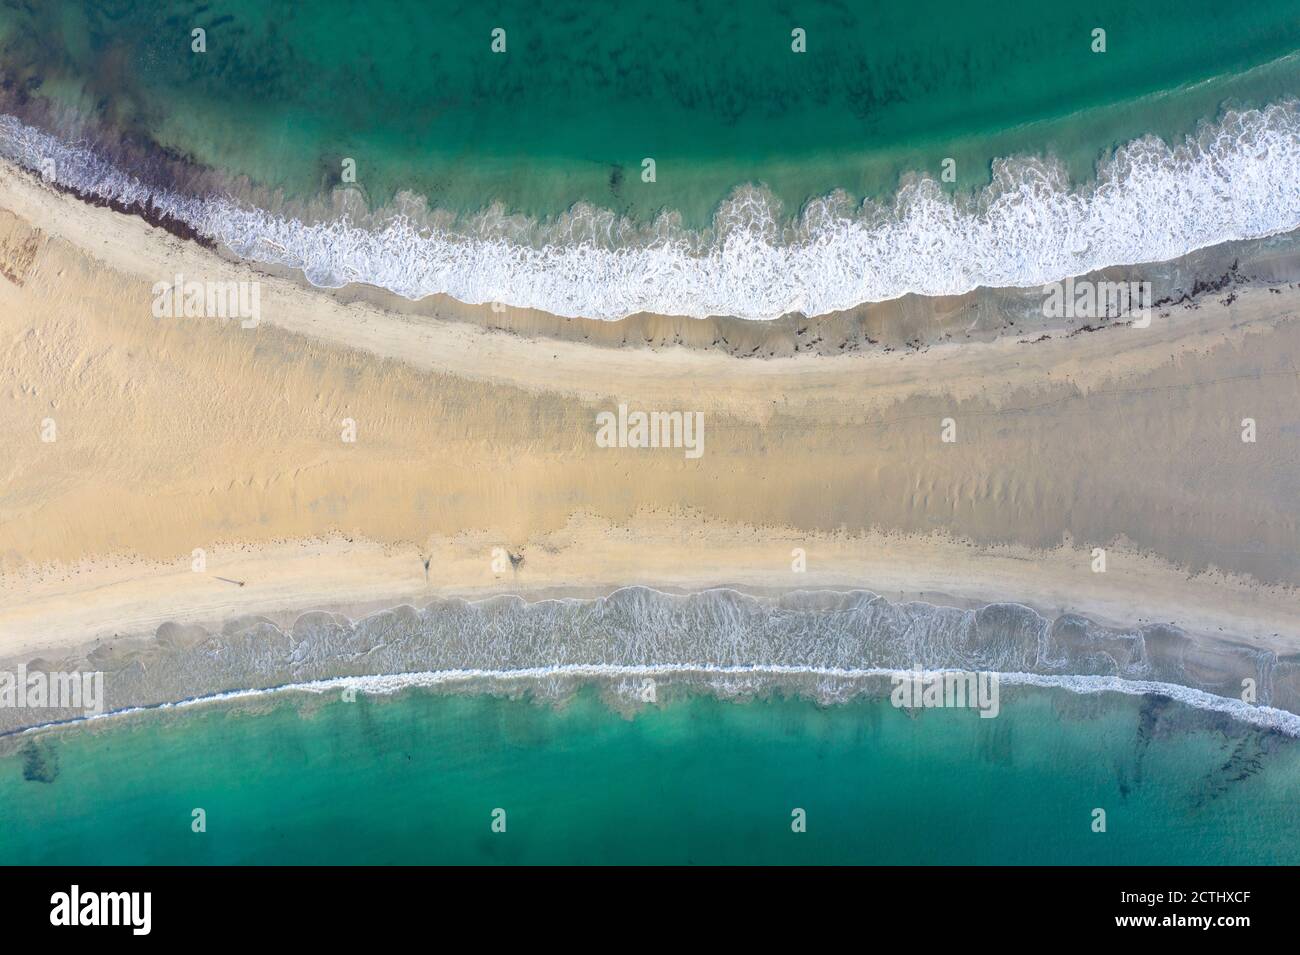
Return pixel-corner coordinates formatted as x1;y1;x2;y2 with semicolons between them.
1;160;1298;707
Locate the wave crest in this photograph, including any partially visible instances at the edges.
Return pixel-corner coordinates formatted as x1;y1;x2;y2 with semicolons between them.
3;104;1300;320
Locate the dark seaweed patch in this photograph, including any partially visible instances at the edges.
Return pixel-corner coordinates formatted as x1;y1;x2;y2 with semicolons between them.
1192;732;1273;807
20;741;58;783
1131;693;1174;786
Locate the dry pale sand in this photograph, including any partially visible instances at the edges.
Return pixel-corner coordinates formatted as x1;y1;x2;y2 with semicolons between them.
1;162;1299;667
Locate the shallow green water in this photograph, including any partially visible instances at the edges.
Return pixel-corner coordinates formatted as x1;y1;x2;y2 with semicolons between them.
1;687;1296;865
3;1;1299;223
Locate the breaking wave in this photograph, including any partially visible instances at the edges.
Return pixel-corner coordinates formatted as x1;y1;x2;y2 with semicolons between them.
4;587;1297;736
3;103;1300;320
7;665;1300;741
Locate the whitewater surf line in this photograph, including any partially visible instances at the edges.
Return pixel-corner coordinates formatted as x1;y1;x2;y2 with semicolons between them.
1;585;1290;739
3;102;1300;320
5;663;1298;741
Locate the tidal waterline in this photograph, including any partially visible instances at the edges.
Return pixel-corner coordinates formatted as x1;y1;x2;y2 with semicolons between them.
5;5;1300;319
3;0;1299;224
1;686;1296;864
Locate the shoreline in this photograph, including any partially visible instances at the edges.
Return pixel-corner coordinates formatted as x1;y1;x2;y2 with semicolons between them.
5;104;1300;324
4;158;1300;412
4;581;1298;740
6;660;1300;745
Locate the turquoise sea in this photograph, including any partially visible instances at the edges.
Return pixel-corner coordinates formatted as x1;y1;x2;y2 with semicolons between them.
4;0;1300;220
2;1;1300;318
1;4;1299;866
1;686;1296;865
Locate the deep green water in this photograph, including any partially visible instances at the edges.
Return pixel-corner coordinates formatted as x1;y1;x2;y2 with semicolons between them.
2;1;1299;223
1;687;1296;865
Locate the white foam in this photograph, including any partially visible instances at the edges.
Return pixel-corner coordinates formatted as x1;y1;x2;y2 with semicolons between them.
12;663;1300;739
5;585;1292;738
3;103;1300;320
